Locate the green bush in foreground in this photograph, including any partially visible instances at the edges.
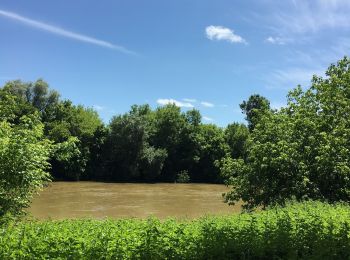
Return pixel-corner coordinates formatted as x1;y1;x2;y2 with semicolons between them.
1;202;350;259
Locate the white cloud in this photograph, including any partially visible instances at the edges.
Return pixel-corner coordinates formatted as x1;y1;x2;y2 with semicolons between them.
203;116;213;121
0;9;135;54
157;98;194;108
201;101;214;107
265;36;286;45
205;25;247;44
93;105;105;111
183;98;197;103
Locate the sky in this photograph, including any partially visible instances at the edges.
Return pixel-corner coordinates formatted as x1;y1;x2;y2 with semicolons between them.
1;0;350;126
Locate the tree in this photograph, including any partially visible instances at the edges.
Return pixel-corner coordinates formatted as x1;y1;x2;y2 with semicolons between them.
3;79;59;114
44;100;104;180
223;57;350;210
150;104;188;181
224;123;249;159
0;98;51;217
103;105;167;181
240;94;270;131
185;109;202;126
191;124;229;183
51;136;86;181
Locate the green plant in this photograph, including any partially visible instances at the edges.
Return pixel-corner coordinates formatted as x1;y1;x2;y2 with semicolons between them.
176;170;190;183
0;115;51;218
1;202;349;259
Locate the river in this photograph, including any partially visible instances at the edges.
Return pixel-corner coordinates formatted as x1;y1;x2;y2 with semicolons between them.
28;182;240;219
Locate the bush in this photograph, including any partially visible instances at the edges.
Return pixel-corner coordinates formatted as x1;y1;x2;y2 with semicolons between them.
0;114;51;219
1;202;350;259
176;170;190;183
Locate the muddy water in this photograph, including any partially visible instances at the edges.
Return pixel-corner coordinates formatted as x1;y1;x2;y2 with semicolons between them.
28;182;240;219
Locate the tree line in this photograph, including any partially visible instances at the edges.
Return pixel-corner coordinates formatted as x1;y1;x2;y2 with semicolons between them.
0;79;265;185
1;57;350;218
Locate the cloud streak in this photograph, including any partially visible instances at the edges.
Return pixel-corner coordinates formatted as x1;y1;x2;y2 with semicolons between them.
203;116;214;122
205;25;247;44
265;36;286;45
157;98;194;108
0;9;135;54
183;98;197;103
268;0;350;37
203;116;213;121
201;101;214;107
93;105;105;111
264;67;325;90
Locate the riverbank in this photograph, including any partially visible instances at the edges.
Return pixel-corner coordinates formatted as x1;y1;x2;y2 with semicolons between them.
3;201;350;259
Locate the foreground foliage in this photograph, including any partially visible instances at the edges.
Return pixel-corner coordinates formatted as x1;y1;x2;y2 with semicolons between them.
1;202;350;259
0;91;51;219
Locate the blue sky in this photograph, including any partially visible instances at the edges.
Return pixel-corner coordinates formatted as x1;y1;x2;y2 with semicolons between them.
1;0;350;126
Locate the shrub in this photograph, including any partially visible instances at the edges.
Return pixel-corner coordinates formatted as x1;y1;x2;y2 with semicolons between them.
176;170;190;183
1;202;350;259
0;114;51;219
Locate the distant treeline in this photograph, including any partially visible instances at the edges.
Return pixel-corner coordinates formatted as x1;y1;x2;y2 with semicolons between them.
0;80;269;183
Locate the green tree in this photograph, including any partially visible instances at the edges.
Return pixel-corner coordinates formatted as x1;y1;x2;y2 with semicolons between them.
103;105;167;181
224;123;249;159
0;107;51;218
191;124;228;183
223;57;350;210
150;104;188;181
3;79;59;114
44;100;104;180
240;94;270;131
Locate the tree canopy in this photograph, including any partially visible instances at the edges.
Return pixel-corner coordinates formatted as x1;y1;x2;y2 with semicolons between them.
223;57;350;210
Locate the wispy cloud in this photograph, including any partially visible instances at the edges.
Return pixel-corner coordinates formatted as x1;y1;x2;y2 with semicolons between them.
93;105;105;111
264;67;325;90
203;116;213;122
183;98;197;103
0;9;135;54
266;0;350;40
157;98;194;108
265;36;286;45
205;25;247;44
201;101;214;107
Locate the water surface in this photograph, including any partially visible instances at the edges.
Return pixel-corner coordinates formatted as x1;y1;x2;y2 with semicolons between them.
29;182;240;219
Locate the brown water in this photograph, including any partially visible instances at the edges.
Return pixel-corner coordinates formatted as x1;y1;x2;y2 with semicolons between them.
28;182;240;219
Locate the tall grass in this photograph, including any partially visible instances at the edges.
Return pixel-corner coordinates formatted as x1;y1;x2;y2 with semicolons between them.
1;201;350;259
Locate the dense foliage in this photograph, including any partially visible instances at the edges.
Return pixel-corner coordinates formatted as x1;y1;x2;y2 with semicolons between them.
0;81;249;184
0;91;51;218
239;94;270;131
223;57;350;209
1;202;350;259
